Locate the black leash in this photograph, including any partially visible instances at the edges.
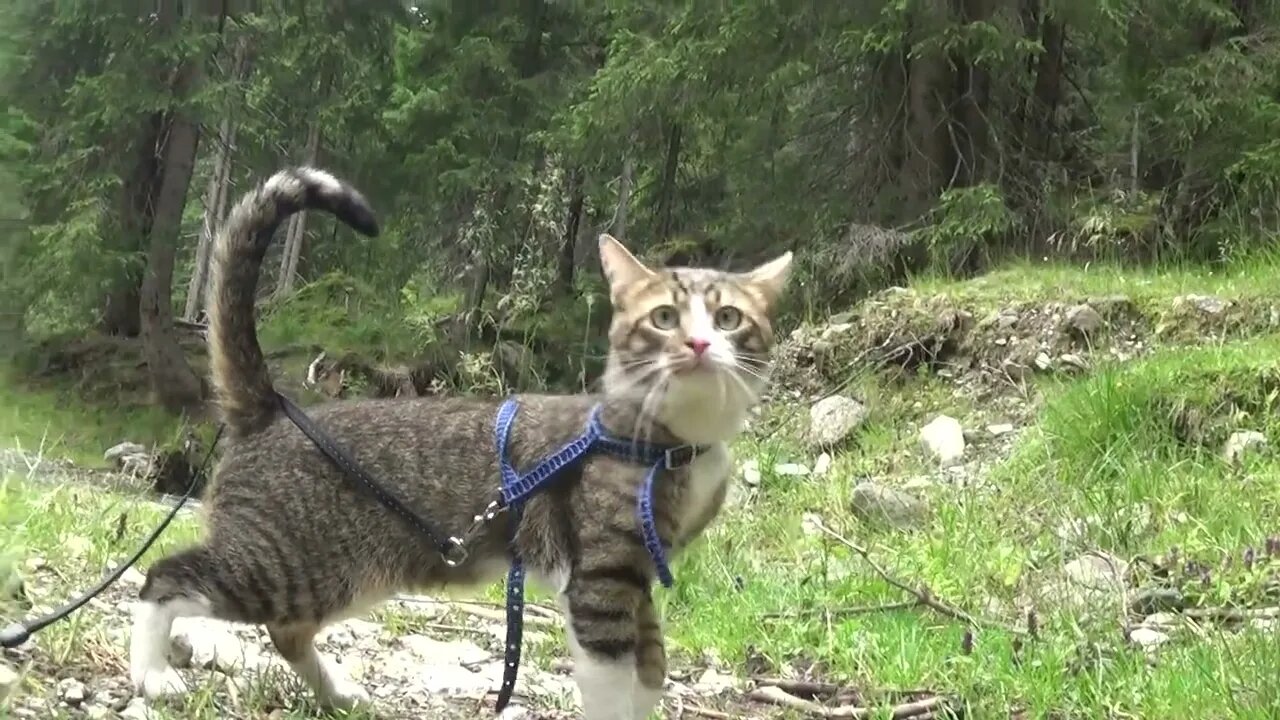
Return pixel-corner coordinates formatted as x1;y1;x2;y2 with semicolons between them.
276;392;468;562
1;424;225;650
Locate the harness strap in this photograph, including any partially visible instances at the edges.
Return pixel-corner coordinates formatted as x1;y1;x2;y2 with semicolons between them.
494;397;525;713
277;392;456;557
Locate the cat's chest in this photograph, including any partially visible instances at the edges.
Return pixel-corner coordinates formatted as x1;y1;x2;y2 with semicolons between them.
674;443;731;534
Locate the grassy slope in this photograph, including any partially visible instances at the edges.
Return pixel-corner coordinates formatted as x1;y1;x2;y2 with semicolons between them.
4;258;1280;718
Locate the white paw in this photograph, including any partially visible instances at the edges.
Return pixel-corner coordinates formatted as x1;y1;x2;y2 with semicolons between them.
319;677;372;711
135;667;189;699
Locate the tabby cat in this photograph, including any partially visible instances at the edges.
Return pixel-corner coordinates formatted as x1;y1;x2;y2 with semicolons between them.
128;167;792;719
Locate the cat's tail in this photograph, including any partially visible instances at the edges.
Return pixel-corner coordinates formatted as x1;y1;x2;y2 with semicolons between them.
208;167;379;437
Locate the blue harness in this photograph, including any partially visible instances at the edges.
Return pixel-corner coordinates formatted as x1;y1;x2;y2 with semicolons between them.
483;398;706;712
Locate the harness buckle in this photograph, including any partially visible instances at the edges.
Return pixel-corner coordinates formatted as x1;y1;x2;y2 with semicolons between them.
663;445;699;469
444;498;507;567
442;536;468;567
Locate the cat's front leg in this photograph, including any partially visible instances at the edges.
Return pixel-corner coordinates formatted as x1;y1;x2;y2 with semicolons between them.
561;564;648;720
633;591;667;720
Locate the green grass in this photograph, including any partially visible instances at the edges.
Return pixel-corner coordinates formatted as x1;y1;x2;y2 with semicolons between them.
0;367;183;466
909;249;1280;307
660;337;1280;718
4;259;1280;717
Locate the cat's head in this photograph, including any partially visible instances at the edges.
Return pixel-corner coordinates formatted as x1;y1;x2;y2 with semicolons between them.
598;233;792;444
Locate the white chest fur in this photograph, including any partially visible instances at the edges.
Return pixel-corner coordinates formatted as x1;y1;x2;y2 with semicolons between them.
674;442;732;543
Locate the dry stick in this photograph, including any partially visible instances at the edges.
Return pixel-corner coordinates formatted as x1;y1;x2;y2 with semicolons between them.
750;686;950;719
810;518;1022;635
762;601;916;620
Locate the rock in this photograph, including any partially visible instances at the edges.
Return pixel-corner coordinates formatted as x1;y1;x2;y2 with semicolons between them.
1059;353;1089;371
1128;626;1170;650
1064;304;1104;340
1142;612;1182;629
1034;352;1053;371
119;698;156;720
1130;587;1185;615
104;441;147;464
59;678;87;706
1223;431;1267;465
807;395;869;449
1059;551;1128;609
987;423;1015;437
850;482;930;530
691;667;739;695
0;662;19;701
773;463;810;477
812;452;832;476
85;705;110;720
920;415;965;467
1174;294;1228;315
740;459;761;486
800;512;823;537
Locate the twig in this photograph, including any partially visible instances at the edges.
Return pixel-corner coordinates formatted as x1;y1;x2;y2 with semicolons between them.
748;686;950;719
810;517;1022;634
683;703;740;719
1182;606;1280;622
762;601;915;620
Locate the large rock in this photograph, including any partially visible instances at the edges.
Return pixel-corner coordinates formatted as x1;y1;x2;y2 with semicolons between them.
1064;304;1104;341
807;395;868;449
1223;430;1267;466
850;482;930;530
920;415;965;467
1057;551;1128;610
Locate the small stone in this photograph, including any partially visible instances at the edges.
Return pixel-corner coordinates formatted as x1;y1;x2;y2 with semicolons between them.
920;415;965;467
773;463;810;477
60;678;87;706
800;512;823;537
119;698;156;720
1142;612;1182;629
691;667;738;695
1128;626;1170;650
1034;352;1053;371
850;482;930;530
987;423;1015;437
1223;431;1268;465
740;459;761;486
1059;353;1089;371
1065;304;1104;339
0;662;19;700
807;395;869;449
1175;294;1228;315
812;453;832;476
994;337;1008;347
104;441;147;463
995;311;1019;330
1059;551;1128;609
85;705;110;720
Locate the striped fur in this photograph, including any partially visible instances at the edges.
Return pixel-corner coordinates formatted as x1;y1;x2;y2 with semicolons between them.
128;171;792;719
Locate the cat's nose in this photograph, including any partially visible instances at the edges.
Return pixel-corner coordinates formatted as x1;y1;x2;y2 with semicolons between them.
686;337;711;356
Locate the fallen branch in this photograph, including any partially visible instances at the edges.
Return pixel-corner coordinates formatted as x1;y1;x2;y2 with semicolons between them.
763;601;915;620
810;517;1021;635
1181;606;1280;622
747;686;950;719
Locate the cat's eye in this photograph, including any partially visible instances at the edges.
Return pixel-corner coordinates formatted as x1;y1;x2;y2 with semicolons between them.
714;305;743;331
650;305;680;330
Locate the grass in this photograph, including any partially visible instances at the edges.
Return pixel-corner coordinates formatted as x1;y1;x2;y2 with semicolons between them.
4;259;1280;718
909;247;1280;307
0;367;183;467
660;336;1280;718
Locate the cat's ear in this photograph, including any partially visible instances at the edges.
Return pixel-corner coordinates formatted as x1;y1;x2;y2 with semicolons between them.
744;251;793;303
598;233;654;297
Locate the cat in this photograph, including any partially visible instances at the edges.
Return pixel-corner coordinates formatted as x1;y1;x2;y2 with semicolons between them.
128;166;792;720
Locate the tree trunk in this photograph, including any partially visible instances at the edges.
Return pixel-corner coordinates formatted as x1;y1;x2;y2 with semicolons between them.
554;168;585;295
901;0;954;216
952;0;994;187
656;121;682;242
276;120;323;297
104;113;165;337
185;35;249;321
140;52;205;413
